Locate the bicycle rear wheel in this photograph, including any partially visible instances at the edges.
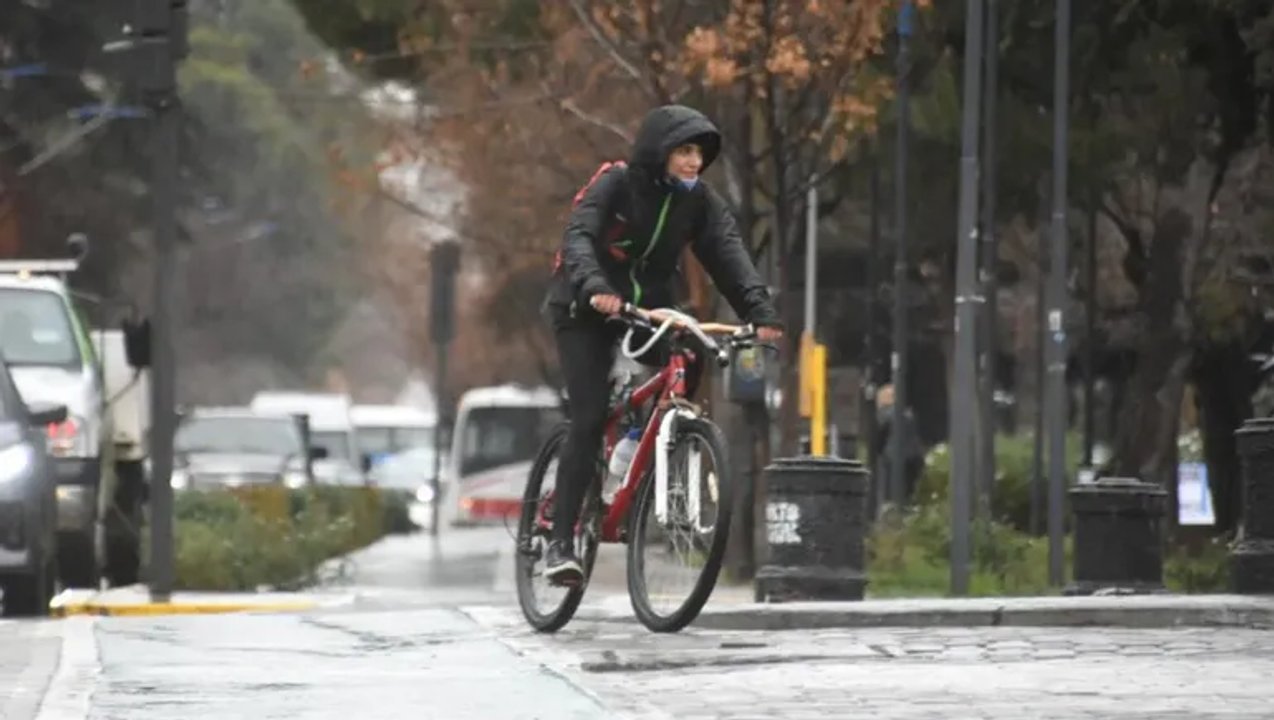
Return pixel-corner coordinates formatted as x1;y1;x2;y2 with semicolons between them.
626;417;732;633
514;423;600;633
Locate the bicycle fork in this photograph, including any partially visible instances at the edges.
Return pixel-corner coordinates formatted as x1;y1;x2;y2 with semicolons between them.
654;407;712;533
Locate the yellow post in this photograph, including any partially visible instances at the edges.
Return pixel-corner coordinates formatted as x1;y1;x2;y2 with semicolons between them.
811;343;827;456
798;330;815;418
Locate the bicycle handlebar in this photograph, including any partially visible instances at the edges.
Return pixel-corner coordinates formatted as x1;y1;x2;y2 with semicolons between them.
618;304;757;367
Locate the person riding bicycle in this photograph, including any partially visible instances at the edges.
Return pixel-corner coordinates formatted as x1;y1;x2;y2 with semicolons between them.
542;104;784;586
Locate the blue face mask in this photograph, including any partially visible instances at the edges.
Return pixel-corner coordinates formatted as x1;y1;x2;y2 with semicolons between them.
677;176;699;191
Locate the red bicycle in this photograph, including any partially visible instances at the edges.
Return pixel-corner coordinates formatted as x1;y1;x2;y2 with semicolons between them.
514;304;762;633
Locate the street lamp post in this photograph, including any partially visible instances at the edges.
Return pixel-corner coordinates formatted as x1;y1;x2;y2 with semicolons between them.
429;240;460;536
950;0;987;596
1046;0;1073;587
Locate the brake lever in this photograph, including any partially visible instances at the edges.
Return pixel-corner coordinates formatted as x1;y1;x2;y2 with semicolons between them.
617;303;654;330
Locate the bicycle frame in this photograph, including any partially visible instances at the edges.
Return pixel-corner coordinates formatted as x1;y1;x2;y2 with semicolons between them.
597;348;694;543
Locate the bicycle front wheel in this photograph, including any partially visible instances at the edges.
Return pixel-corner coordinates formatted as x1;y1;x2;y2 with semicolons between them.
626;417;732;633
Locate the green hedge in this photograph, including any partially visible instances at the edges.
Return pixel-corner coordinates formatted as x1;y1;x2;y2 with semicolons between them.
167;486;416;591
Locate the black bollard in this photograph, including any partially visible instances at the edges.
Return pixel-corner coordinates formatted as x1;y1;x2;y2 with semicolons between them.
1231;418;1274;593
1066;476;1167;596
754;456;870;602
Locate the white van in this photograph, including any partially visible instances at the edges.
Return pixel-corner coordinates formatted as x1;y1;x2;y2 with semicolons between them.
249;391;364;485
350;404;436;467
446;384;563;525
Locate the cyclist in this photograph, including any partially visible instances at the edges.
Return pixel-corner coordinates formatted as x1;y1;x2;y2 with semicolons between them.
541;104;784;586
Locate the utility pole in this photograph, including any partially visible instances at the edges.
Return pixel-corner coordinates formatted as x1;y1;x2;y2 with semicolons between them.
890;0;915;508
109;0;189;603
976;0;1000;518
429;240;460;536
1046;0;1073;587
951;0;986;596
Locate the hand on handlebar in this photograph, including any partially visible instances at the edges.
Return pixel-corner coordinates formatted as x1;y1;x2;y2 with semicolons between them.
617;304;780;366
590;293;624;316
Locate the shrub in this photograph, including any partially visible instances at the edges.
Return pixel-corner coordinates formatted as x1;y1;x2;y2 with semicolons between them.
1165;535;1231;593
867;501;1069;598
167;486;397;591
913;432;1083;534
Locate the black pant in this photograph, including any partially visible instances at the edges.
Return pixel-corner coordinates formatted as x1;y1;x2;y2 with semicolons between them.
548;307;702;544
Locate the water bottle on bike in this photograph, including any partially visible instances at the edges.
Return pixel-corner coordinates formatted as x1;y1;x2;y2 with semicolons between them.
604;428;640;503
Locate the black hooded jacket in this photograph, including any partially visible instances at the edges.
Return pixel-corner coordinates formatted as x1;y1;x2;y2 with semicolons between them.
545;105;781;327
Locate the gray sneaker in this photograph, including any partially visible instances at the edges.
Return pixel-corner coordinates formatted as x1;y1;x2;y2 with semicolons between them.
544;540;583;587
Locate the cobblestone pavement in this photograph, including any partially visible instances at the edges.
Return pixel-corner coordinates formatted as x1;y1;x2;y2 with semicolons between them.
469;606;1274;719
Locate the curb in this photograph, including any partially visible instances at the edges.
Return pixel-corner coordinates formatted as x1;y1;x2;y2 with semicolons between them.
687;595;1274;632
50;600;318;618
47;588;324;618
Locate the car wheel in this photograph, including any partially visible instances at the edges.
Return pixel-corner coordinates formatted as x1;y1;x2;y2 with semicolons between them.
1;550;52;618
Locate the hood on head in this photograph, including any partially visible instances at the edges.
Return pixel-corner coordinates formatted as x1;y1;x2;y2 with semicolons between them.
629;105;721;173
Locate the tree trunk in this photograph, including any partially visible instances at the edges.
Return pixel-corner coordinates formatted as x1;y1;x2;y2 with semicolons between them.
1191;339;1254;537
1112;208;1194;510
721;89;766;581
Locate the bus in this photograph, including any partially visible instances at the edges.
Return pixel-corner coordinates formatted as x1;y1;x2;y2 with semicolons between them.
445;384;563;526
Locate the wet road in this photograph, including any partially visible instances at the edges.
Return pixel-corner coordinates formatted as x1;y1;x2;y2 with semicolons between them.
329;524;514;608
4;527;1273;719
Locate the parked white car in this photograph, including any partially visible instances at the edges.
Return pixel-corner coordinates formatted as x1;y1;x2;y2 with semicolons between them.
249;392;364;485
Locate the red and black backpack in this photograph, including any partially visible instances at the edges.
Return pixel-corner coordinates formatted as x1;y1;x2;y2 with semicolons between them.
552;160;628;274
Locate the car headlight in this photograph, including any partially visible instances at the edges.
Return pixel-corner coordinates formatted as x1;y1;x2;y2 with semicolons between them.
283;471;308;489
0;443;34;484
415;484;436;504
170;468;189;490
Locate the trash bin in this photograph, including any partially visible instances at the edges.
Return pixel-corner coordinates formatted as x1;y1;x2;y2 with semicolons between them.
754;456;869;602
1066;476;1167;596
1232;418;1274;593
